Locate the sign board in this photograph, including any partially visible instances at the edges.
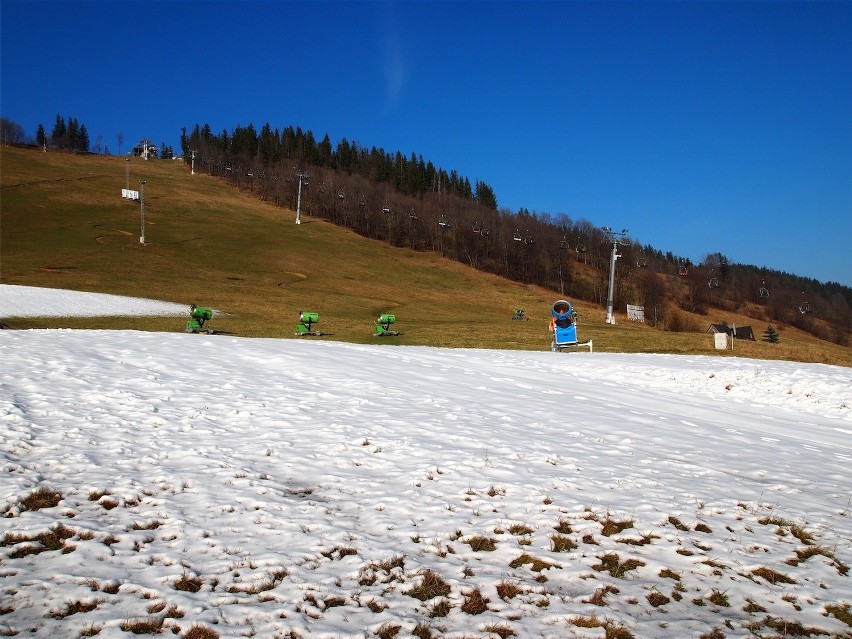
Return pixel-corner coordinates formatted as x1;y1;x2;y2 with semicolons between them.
122;189;139;200
626;304;645;322
714;333;728;350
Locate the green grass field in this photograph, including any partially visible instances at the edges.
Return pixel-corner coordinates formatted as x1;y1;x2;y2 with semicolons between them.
2;145;849;366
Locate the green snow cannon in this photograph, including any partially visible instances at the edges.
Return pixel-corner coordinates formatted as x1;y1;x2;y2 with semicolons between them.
187;304;213;334
375;313;400;336
296;311;320;336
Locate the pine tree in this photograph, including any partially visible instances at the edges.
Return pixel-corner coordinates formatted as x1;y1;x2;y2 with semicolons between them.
51;115;66;148
763;325;780;344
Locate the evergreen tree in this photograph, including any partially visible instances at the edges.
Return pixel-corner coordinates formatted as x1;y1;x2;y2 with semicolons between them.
78;124;89;152
763;325;780;344
51;115;66;148
65;117;79;150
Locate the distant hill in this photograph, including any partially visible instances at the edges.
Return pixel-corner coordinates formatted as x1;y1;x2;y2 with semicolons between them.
180;123;850;348
1;144;849;366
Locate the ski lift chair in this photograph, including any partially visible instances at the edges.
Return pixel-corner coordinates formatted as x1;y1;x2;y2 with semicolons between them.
550;300;592;353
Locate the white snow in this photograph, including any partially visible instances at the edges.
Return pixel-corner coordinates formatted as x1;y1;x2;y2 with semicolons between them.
1;286;850;638
0;284;188;318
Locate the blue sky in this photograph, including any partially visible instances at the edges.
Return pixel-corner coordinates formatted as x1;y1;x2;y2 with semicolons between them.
2;1;850;286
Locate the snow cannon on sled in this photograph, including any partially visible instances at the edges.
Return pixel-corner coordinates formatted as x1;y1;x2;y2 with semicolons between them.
186;304;214;334
374;313;400;336
550;300;592;353
512;309;529;321
295;311;321;336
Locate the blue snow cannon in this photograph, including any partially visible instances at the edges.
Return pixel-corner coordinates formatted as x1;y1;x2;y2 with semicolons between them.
550;299;591;352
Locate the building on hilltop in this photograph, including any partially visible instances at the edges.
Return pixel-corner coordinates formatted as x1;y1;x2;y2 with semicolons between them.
708;323;755;341
130;139;157;160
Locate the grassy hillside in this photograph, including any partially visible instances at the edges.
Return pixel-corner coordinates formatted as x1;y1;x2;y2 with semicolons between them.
2;145;849;366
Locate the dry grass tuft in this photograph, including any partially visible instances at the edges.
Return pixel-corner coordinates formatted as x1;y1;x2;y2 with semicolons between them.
376;622;401;639
173;573;204;592
553;519;573;534
750;566;796;585
460;588;489;615
320;545;358;560
550;534;577;552
825;603;852;626
4;524;76;557
464;535;497;552
707;589;730;607
743;599;767;614
20;487;62;512
585;584;620;606
592;553;645;578
509;553;558;572
407;569;451;601
48;599;99;618
484;623;516;638
646;590;670;607
507;523;534;536
570;616;635;638
119;616;163;634
182;625;220;639
412;622;434;639
496;580;521;600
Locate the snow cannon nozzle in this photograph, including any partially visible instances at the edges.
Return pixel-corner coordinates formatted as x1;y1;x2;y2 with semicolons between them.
552;300;573;318
299;312;319;324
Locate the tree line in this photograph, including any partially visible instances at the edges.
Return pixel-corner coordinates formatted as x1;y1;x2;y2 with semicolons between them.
35;115;91;153
180;123;497;209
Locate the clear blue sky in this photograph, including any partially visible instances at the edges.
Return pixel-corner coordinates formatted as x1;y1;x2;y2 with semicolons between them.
3;0;850;286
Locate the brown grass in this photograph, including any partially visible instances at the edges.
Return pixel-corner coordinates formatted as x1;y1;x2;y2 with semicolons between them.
181;626;219;639
173;573;204;592
509;553;558;572
751;566;796;585
407;569;451;601
460;588;489;615
592;553;646;578
20;487;63;511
